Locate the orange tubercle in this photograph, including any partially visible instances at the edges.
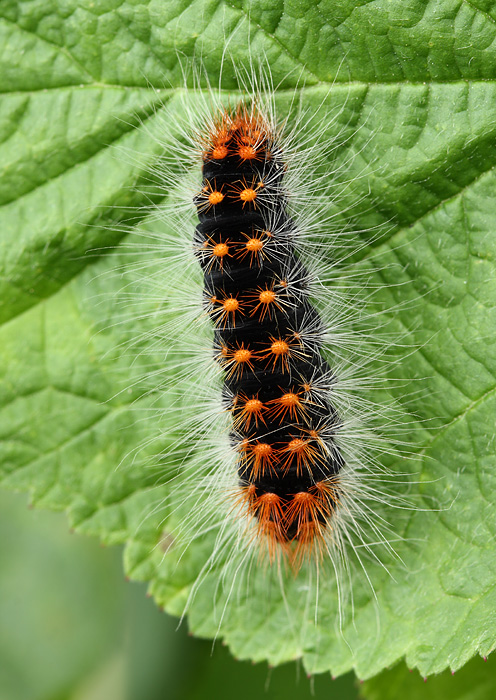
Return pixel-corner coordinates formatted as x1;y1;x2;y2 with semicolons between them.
245;397;264;415
209;294;243;327
235;230;270;267
240;187;257;204
236;483;257;508
271;339;289;355
213;242;229;258
251;492;286;545
245;237;264;252
243;441;276;479
212;145;228;159
234;348;252;363
228;178;265;209
218;342;256;378
223;297;239;312
247;284;284;321
238;144;257;161
233;394;266;429
266;390;305;422
279;437;322;476
259;334;307;372
279;392;300;407
259;289;276;304
196;180;227;213
285;438;309;458
208;190;224;205
202;236;231;270
262;338;290;371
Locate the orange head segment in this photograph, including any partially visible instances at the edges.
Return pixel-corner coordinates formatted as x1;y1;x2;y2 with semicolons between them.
203;103;274;163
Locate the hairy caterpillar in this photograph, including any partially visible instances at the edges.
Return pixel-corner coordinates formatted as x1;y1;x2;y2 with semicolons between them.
114;57;415;661
194;102;344;567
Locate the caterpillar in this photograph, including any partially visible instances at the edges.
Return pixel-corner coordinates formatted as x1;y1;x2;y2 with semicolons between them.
116;58;414;655
194;103;344;567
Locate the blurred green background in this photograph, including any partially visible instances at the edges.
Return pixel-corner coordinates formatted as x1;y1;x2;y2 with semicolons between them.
0;489;360;700
2;487;495;699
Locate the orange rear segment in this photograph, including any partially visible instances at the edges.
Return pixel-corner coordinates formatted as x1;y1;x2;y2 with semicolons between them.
239;479;339;568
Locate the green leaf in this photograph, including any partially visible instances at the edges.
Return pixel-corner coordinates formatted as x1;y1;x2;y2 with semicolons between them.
1;0;495;681
361;656;496;700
